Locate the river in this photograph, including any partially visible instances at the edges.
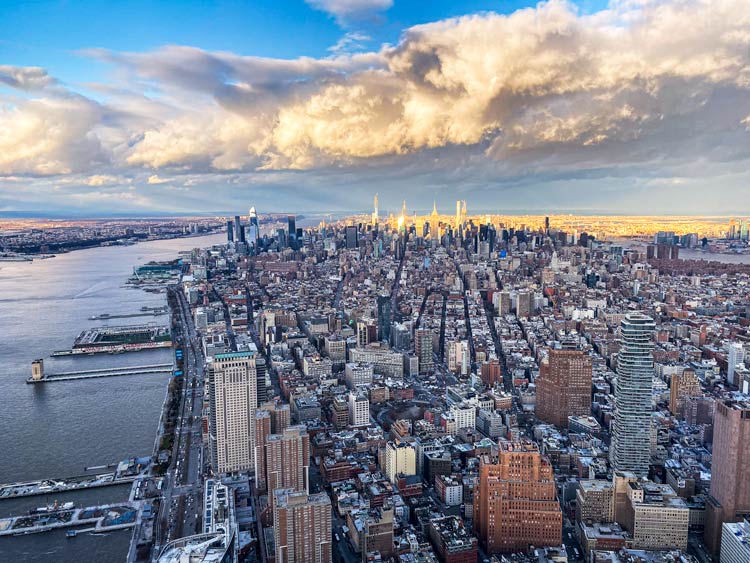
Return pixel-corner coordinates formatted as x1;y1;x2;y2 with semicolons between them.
0;232;225;563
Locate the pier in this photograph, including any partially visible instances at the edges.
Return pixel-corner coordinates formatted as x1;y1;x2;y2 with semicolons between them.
27;363;174;384
0;501;141;537
0;458;151;499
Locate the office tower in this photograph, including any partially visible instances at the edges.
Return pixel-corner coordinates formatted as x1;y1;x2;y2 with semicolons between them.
430;200;440;240
474;441;562;553
383;439;416;484
254;410;272;491
273;489;332;563
727;343;745;385
705;399;750;553
234;215;245;243
415;328;434;374
348;390;370;427
377;294;391;342
544;216;550;234
208;351;258;474
536;347;593;428
345;225;358;249
669;369;701;416
372;193;379;226
287;215;296;242
249;206;259;228
610;313;655;476
227;220;234;243
266;425;310;501
455;200;461;231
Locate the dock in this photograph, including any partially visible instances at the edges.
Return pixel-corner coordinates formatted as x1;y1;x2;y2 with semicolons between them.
0;502;141;537
0;458;150;499
27;363;174;384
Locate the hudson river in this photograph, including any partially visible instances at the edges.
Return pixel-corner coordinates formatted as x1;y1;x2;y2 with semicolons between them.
0;232;224;563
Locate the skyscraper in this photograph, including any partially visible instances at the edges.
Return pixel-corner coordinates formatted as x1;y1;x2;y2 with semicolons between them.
208;351;258;474
415;328;434;375
536;347;593;428
372;193;379;226
287;215;296;248
226;219;234;243
273;489;332;563
474;441;562;553
345;225;358;249
705;399;750;553
234;215;245;243
610;313;655;476
377;294;391;342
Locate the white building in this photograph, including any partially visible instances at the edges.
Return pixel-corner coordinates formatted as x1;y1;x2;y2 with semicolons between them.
728;343;746;385
384;440;416;484
721;520;750;563
348;391;370;427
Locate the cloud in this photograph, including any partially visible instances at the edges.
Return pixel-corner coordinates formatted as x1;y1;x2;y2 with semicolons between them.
0;65;56;91
328;32;372;55
306;0;392;23
2;0;750;213
147;174;169;184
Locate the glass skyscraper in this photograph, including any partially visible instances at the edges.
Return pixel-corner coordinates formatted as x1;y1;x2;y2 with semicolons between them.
610;313;655;476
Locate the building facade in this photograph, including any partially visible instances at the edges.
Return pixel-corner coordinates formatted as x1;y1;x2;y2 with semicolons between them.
610;313;655;476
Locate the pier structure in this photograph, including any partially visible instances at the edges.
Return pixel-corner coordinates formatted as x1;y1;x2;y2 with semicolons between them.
26;363;174;384
0;502;141;537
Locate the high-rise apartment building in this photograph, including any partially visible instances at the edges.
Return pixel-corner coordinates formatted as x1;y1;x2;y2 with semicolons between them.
610;313;655;476
348;391;370;427
705;399;750;553
273;489;332;563
474;441;562;553
254;409;272;491
208;351;258;474
383;439;416;484
415;328;434;375
266;425;310;501
536;347;592;428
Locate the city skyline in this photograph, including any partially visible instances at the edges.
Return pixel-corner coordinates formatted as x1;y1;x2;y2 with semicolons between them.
2;0;750;215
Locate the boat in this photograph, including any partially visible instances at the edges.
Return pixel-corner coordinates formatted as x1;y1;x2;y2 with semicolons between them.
66;530;78;538
29;501;75;514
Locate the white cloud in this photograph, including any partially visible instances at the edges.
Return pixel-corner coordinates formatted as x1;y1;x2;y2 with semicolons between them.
147;174;170;184
306;0;392;23
0;65;56;91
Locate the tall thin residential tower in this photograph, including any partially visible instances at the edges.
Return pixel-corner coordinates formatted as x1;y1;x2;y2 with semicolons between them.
609;313;655;476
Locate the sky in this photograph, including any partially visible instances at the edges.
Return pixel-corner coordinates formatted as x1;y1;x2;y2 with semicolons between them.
1;0;749;217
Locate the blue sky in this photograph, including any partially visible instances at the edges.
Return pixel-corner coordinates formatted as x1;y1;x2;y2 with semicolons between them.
0;0;748;216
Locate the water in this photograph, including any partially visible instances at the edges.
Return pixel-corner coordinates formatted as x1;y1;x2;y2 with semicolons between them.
0;232;225;562
678;248;750;264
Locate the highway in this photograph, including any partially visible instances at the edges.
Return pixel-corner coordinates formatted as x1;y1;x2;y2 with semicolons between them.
151;287;208;560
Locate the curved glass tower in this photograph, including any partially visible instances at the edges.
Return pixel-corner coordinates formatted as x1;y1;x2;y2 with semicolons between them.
610;313;655;476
